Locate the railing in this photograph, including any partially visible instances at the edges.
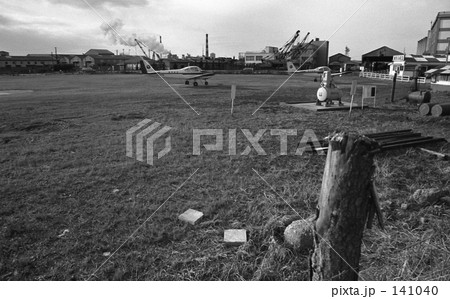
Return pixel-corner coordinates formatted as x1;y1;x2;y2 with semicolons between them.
359;71;426;84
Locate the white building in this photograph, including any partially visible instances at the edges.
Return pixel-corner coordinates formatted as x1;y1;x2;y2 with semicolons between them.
242;46;278;65
390;54;450;77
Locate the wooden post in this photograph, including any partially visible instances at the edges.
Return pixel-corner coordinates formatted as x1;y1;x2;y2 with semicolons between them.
311;132;377;281
230;85;236;115
390;72;397;102
348;80;357;118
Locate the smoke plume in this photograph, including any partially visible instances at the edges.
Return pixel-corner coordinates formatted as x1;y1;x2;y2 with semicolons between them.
100;18;169;54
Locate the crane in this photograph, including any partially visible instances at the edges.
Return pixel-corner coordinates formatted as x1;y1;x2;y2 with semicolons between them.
261;30;313;68
135;38;161;60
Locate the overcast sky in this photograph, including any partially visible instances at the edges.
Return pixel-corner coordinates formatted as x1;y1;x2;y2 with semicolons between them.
0;0;449;60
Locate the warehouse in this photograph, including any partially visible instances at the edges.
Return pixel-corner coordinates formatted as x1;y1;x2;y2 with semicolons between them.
389;54;450;77
362;46;402;72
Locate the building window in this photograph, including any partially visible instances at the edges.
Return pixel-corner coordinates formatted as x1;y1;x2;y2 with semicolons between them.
255;56;263;61
440;19;450;28
246;56;255;61
438;31;450;40
437;42;448;51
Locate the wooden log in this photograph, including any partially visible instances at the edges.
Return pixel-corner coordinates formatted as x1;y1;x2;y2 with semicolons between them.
310;133;377;281
419;103;436;116
431;103;450;117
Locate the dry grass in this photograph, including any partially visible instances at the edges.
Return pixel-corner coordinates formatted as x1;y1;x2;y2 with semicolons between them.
0;72;449;280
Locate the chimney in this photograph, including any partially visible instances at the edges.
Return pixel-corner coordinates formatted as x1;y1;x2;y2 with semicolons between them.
206;34;209;58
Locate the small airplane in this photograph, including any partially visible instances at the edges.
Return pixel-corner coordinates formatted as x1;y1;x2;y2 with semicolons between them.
139;58;215;86
287;61;350;106
135;38;214;86
287;61;332;74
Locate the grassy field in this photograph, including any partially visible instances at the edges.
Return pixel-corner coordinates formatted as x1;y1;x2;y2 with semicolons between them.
0;72;449;281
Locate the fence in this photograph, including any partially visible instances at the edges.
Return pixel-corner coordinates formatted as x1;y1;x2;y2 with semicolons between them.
359;71;426;84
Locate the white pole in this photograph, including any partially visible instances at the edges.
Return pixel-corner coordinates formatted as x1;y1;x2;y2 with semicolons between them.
349;80;357;117
231;85;236;115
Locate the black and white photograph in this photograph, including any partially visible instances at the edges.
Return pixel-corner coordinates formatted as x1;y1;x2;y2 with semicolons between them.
1;0;449;297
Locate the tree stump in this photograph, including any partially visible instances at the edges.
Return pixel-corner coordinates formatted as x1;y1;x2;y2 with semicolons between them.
310;132;377;281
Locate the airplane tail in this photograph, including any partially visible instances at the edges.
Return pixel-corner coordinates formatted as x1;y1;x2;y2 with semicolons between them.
286;61;297;73
139;57;156;74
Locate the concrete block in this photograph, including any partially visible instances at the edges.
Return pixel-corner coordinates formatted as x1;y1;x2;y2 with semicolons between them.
224;229;247;246
178;209;203;225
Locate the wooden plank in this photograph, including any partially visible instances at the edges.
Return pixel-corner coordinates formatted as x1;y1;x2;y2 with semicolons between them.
419;148;449;160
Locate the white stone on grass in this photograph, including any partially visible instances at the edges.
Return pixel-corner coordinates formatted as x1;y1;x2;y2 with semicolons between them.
224;229;247;246
178;209;204;225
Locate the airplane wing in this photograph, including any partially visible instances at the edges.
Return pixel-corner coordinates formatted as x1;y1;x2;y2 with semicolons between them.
187;72;215;80
329;71;352;77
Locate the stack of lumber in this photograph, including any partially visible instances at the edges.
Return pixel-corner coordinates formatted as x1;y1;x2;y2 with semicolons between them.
310;129;447;153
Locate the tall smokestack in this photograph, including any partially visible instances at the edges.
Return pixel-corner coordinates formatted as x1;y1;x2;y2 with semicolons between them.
206;34;209;58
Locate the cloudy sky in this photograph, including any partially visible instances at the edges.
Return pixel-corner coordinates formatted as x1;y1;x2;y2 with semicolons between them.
0;0;448;60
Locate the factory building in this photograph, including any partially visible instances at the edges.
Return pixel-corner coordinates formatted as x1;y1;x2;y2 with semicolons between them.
241;39;329;69
417;11;450;55
242;46;278;64
0;49;140;74
328;53;359;71
307;39;329;67
362;46;403;72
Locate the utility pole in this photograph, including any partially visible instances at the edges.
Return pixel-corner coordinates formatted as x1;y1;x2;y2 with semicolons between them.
446;38;450;64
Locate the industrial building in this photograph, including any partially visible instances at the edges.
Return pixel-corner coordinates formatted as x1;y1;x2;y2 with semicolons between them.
361;46;403;72
328;53;360;71
416;11;450;55
242;46;278;65
299;39;329;69
241;38;329;69
0;50;141;74
389;54;450;77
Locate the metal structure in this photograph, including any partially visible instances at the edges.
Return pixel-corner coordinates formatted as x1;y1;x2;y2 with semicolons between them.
262;30;313;67
135;39;161;60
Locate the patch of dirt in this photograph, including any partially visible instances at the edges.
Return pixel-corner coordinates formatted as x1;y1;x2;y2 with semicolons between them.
111;112;147;121
13;120;70;132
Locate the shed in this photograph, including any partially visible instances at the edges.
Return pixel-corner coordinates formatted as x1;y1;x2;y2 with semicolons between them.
362;46;402;72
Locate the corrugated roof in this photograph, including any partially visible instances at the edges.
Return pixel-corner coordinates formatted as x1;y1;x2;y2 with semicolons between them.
362;46;403;58
405;54;449;63
425;65;450;77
